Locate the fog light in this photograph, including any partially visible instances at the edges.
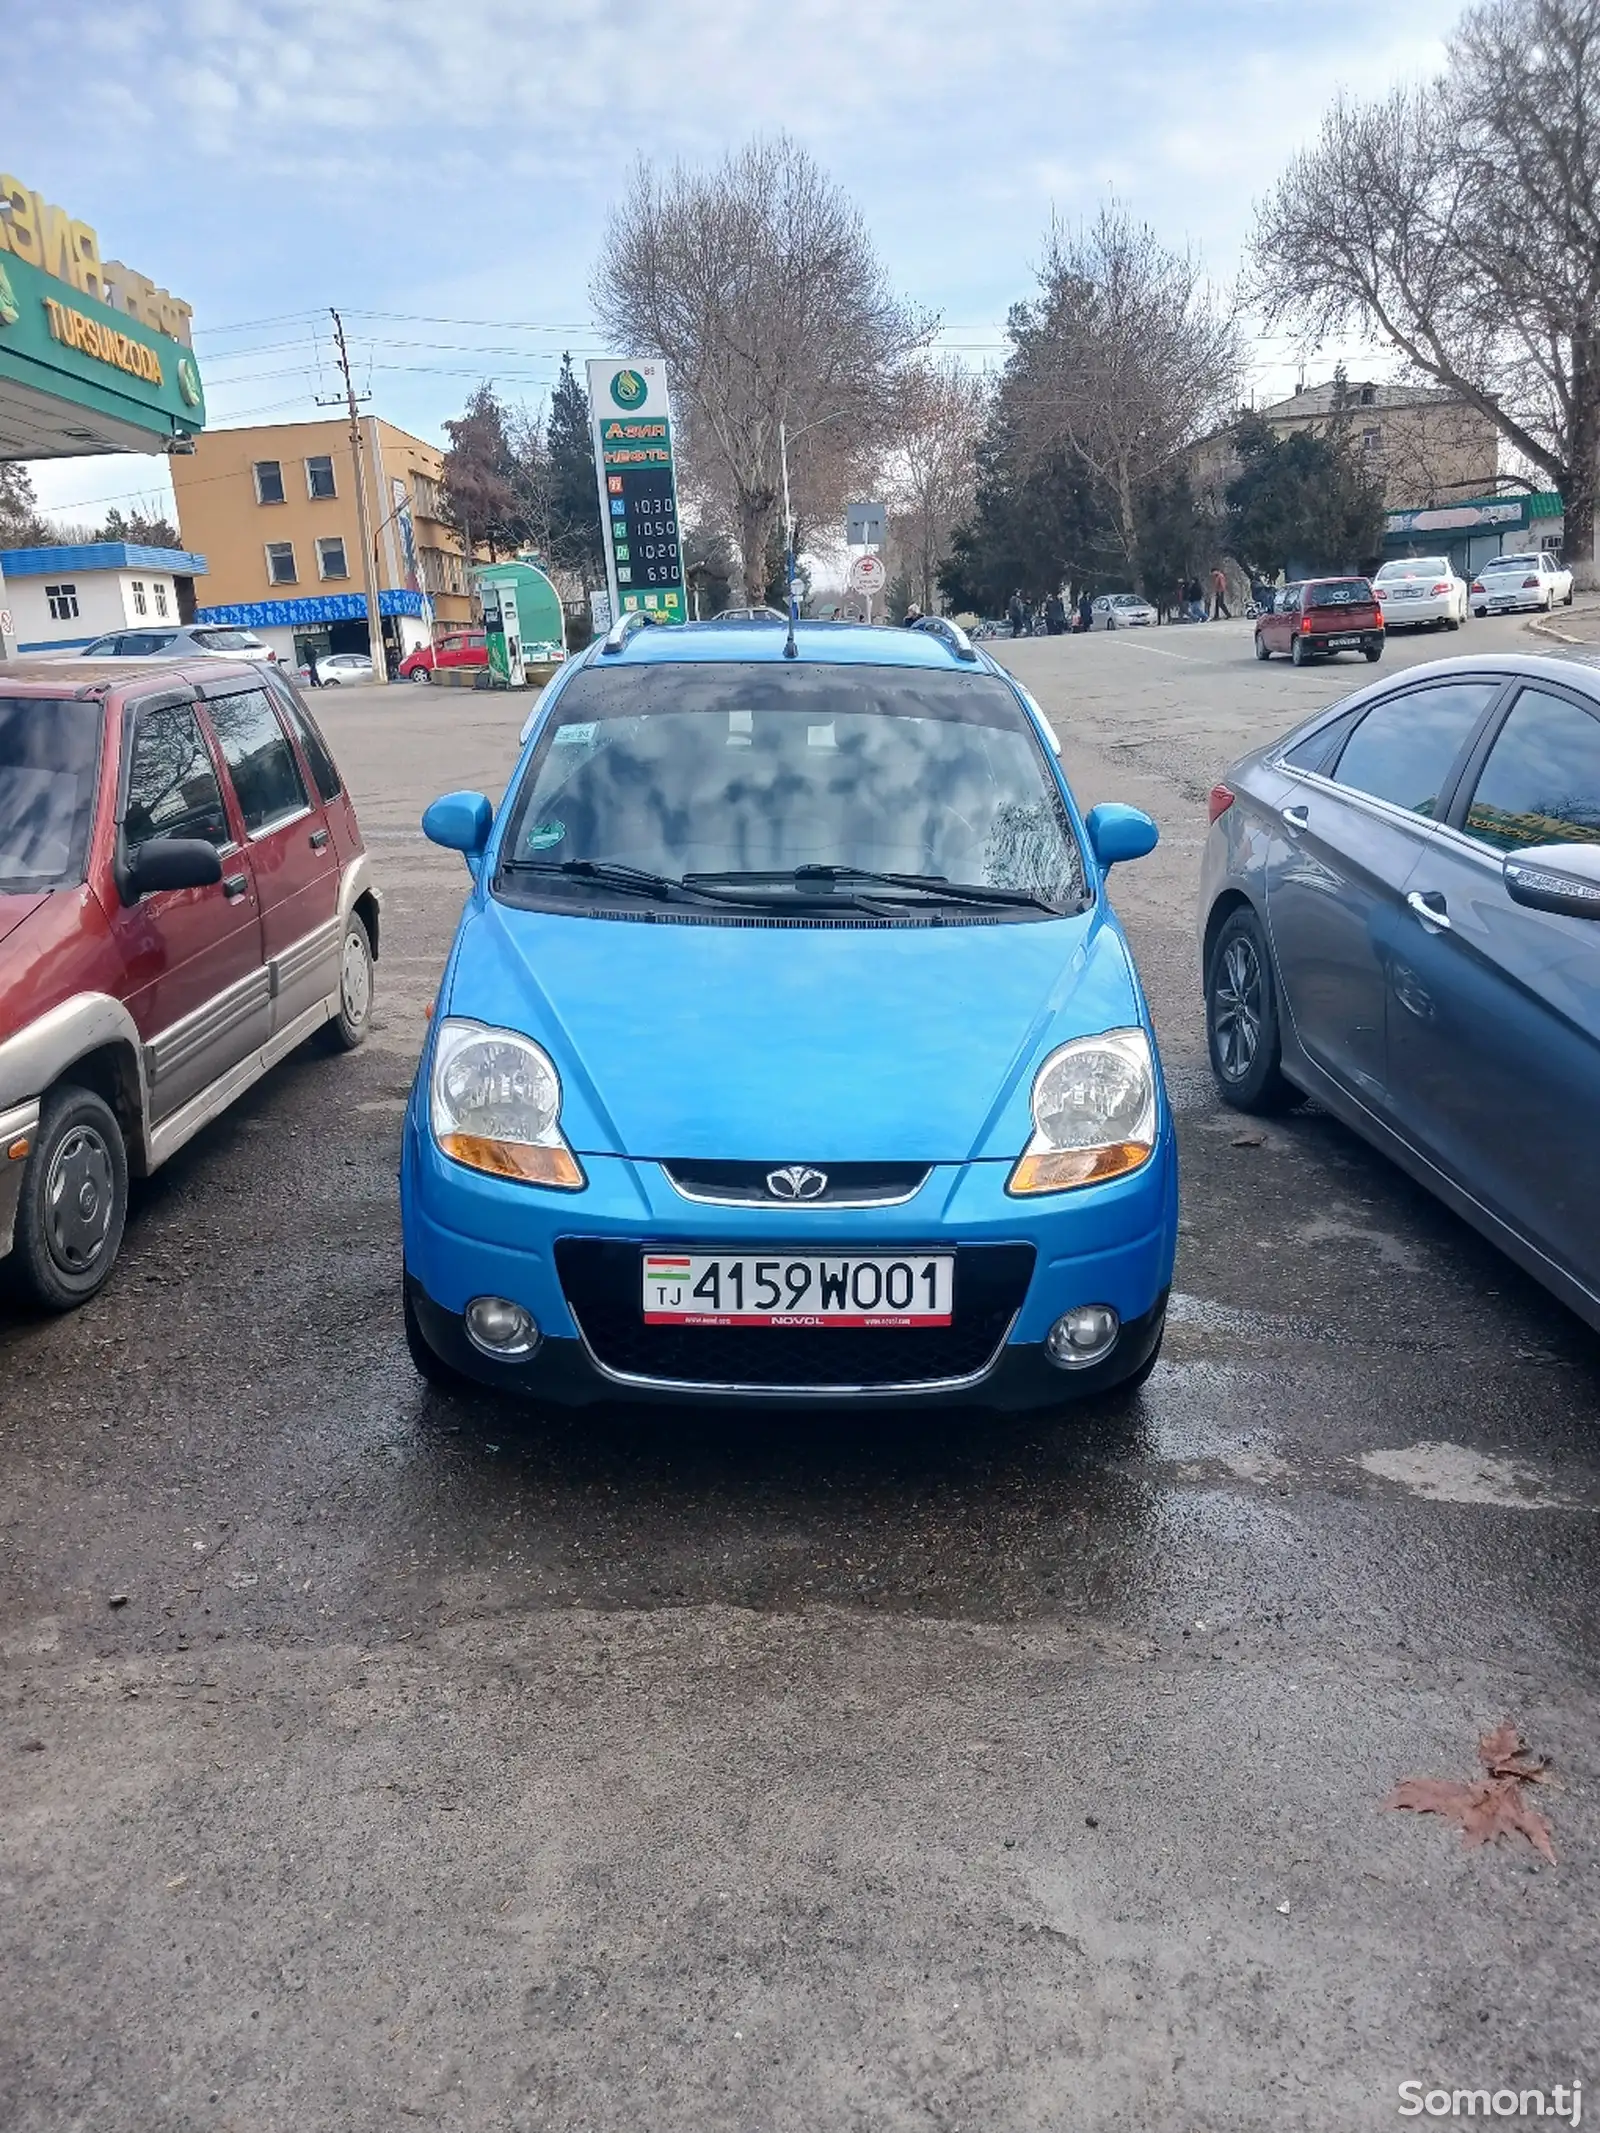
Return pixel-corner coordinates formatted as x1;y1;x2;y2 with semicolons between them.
1045;1304;1120;1370
463;1296;540;1360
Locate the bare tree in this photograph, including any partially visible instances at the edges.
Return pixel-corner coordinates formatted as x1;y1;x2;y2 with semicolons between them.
885;358;988;612
592;136;930;601
1250;0;1600;568
1005;203;1243;588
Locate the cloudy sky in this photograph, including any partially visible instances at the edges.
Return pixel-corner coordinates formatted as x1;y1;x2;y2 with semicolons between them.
13;0;1448;529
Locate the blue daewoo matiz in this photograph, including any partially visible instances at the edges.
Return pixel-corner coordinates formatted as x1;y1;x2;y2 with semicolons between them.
401;614;1176;1409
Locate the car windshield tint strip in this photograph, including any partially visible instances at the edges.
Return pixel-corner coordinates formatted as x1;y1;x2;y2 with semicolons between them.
0;697;102;890
497;663;1087;912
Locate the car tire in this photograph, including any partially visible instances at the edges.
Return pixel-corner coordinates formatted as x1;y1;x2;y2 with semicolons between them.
1205;907;1297;1115
1290;634;1309;666
1365;644;1383;662
410;667;432;683
1254;632;1270;660
404;1284;467;1390
1474;607;1486;619
1444;611;1460;630
323;911;375;1051
1564;586;1574;607
9;1084;129;1312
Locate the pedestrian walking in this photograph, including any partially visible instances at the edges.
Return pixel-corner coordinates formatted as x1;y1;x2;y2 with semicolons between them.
303;647;321;686
1044;592;1066;635
1077;591;1093;633
1211;566;1231;621
1184;578;1206;624
1008;591;1027;638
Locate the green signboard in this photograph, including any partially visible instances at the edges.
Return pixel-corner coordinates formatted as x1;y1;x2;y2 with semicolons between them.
0;246;204;447
585;360;684;625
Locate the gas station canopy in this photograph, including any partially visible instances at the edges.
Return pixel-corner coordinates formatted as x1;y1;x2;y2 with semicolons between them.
0;171;204;460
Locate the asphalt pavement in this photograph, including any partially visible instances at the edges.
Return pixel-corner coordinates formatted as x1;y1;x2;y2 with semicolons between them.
4;614;1599;2132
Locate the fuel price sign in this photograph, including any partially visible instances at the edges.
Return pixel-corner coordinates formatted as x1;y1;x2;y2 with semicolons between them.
587;359;686;625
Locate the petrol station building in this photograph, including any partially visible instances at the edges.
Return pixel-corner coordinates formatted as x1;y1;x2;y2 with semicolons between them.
0;170;205;659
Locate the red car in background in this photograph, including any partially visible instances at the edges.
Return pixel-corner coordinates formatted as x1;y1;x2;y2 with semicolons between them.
0;657;380;1309
1254;578;1385;667
396;631;488;683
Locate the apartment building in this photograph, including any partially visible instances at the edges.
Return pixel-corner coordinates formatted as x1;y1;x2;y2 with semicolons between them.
1255;379;1499;512
171;416;472;671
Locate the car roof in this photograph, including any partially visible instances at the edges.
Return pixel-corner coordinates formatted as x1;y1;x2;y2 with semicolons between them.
0;655;276;698
582;620;999;672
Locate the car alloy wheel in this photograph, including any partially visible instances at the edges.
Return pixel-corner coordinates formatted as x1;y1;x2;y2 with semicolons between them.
1212;935;1263;1082
1290;634;1309;666
1254;632;1270;660
410;667;431;683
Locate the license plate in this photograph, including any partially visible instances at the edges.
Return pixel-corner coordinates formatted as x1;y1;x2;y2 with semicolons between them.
1326;634;1361;648
641;1251;954;1327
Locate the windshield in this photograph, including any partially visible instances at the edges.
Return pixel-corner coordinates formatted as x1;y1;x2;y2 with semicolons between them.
1377;558;1448;579
1305;579;1373;608
0;697;102;891
192;628;265;651
1111;594;1145;608
1481;555;1536;572
497;661;1087;917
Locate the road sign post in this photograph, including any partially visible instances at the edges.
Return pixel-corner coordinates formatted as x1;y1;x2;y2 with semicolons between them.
585;360;686;626
849;549;886;624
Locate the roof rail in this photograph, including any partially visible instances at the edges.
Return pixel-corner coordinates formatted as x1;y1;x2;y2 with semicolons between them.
909;615;979;663
600;609;655;656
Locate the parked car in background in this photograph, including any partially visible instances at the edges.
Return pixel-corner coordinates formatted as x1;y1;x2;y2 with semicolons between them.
402;612;1174;1408
1470;552;1574;617
1200;652;1600;1332
1254;578;1384;666
315;651;375;687
396;631;489;683
0;657;379;1309
77;623;281;664
1092;594;1157;630
1372;556;1469;631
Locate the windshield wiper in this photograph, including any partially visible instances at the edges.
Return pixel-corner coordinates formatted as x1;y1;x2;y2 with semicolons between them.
684;864;1070;913
499;857;854;911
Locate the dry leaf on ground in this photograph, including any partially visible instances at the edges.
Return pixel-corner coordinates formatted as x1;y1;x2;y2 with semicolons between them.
1384;1722;1556;1864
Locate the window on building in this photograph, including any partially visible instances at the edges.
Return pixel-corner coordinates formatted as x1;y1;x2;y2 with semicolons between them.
154;581;169;618
1362;427;1383;454
131;580;148;616
419;545;466;597
306;455;337;500
315;535;349;580
412;471;446;520
253;460;286;505
45;583;79;621
265;541;298;585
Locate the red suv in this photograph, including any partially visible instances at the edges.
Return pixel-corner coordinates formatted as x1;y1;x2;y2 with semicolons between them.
396;632;488;683
1254;578;1384;667
0;658;380;1309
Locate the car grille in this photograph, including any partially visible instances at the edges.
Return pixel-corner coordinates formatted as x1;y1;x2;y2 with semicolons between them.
661;1159;931;1207
554;1239;1035;1391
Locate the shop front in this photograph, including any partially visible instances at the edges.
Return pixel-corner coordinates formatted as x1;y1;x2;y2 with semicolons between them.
1383;491;1565;579
194;589;429;676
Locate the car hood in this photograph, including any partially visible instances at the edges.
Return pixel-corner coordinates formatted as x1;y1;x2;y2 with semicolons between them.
0;892;48;950
442;897;1146;1163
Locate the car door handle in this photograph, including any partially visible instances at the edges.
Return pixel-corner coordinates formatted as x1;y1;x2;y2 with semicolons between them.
309;827;330;850
1407;890;1452;931
1281;804;1309;832
222;873;249;902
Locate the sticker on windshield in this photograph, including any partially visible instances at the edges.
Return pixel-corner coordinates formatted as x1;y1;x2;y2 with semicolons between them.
524;820;566;851
554;722;597;746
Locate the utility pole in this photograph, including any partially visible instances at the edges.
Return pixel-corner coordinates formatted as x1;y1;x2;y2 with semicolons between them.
320;309;387;684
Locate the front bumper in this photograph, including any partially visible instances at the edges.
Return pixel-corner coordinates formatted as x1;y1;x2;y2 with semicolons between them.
400;1109;1177;1410
0;1098;40;1260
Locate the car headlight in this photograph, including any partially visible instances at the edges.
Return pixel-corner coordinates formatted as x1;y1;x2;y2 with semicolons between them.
1008;1028;1158;1195
429;1019;584;1189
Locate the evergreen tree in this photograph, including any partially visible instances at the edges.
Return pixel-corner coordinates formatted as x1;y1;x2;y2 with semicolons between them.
441;384;523;559
546;354;606;586
0;464;51;549
1226;406;1385;580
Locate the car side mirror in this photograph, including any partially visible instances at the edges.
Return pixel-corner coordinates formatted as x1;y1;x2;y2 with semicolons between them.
1503;844;1600;920
123;837;223;901
1086;802;1159;871
423;790;494;874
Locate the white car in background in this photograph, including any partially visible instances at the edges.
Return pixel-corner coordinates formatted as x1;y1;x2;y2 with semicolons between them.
315;651;376;686
1471;550;1575;616
1092;593;1157;630
1371;556;1468;631
77;623;281;662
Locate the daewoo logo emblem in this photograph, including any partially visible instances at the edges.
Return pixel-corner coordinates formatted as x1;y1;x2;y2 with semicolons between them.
766;1165;828;1201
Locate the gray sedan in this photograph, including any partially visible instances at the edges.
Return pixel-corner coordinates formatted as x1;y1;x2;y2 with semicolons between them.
1198;654;1600;1331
